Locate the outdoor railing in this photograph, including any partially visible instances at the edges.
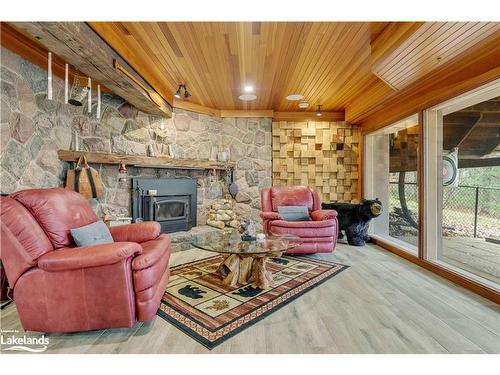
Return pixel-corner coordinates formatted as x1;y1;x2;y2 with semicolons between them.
389;182;500;239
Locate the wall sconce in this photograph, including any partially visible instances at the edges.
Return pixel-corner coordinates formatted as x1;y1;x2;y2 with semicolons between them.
174;84;191;99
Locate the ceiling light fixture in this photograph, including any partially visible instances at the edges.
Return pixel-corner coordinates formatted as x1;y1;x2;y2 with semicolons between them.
174;84;191;99
286;94;304;101
174;86;181;99
298;101;309;109
238;94;257;101
244;85;254;93
315;105;322;117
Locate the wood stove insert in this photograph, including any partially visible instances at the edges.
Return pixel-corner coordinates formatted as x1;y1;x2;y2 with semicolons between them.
131;178;197;233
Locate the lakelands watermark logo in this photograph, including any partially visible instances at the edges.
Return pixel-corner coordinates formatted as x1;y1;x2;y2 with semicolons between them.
1;329;49;352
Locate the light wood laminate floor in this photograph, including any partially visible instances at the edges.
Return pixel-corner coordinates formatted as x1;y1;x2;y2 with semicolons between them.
1;243;499;354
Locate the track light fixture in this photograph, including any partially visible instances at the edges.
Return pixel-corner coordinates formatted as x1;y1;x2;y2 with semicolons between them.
174;87;181;99
174;84;191;99
315;105;322;117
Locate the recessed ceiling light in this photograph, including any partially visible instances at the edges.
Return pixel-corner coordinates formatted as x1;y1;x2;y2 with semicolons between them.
286;94;304;101
244;85;254;93
239;94;257;101
298;101;309;109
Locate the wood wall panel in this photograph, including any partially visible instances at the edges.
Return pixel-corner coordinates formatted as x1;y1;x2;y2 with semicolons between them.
272;121;359;203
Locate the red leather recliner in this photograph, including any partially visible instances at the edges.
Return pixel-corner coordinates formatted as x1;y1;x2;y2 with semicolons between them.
260;186;338;254
0;188;171;333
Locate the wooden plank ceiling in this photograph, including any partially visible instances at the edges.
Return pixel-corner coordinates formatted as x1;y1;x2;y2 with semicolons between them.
88;22;500;122
89;22;387;113
371;22;500;90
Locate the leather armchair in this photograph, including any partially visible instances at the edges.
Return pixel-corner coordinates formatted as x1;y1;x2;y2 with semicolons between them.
260;186;338;254
0;188;171;333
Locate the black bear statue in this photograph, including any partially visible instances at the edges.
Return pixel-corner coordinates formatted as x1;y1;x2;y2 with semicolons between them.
322;199;382;246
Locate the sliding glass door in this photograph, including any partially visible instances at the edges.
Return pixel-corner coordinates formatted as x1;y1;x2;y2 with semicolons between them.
364;114;420;255
424;79;500;289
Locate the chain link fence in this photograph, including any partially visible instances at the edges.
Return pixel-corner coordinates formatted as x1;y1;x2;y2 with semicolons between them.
389;181;500;239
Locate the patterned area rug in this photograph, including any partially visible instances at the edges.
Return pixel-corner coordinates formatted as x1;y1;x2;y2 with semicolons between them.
157;254;349;349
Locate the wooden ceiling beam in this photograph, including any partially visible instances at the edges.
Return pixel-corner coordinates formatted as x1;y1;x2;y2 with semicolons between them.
273;111;344;122
0;22;111;92
10;22;172;118
173;99;220;117
220;109;274;118
173;99;270;118
173;98;344;120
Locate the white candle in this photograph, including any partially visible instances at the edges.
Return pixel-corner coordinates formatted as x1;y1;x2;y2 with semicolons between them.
97;84;101;119
64;64;69;104
47;52;53;100
74;132;79;151
87;77;92;113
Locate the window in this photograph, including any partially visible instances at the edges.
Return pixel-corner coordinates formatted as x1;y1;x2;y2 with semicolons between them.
364;114;420;255
424;79;500;289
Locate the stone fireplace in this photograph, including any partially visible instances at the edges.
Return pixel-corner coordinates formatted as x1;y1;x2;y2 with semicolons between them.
0;47;273;238
131;177;197;233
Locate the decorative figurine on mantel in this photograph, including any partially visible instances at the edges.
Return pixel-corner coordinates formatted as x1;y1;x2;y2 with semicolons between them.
240;219;257;241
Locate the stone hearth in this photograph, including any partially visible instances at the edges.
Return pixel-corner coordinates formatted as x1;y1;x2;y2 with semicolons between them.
169;225;222;253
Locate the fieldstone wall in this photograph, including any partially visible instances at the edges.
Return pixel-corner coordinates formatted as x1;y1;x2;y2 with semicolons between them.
0;47;272;227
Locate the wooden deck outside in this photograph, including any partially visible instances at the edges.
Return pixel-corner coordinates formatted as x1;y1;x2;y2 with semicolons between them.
389;233;500;285
442;237;500;285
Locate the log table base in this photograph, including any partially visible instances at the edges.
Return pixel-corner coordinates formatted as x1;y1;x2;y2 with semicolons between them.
216;252;282;289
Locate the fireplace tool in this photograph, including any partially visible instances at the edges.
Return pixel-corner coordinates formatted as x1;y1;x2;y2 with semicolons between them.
226;168;238;199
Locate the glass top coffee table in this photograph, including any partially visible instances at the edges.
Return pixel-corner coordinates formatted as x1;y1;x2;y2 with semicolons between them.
191;230;302;289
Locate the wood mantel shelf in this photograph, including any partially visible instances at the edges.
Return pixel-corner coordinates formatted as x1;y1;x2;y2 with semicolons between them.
57;150;235;170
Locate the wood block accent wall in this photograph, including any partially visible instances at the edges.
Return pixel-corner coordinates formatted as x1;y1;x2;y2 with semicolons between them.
272;121;360;203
